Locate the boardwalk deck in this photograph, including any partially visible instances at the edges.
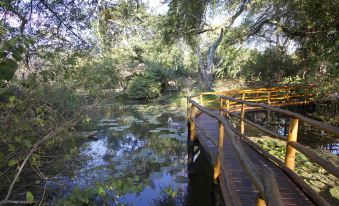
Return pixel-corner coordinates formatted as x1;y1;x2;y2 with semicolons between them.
195;112;315;206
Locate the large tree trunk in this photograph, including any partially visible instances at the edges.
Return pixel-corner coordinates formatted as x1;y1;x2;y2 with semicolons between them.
195;29;224;91
194;0;248;91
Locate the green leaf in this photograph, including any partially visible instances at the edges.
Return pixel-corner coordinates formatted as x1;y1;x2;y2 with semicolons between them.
7;38;17;48
83;115;91;123
0;59;18;81
8;159;18;167
8;96;15;103
26;191;34;203
97;186;105;196
171;190;177;197
15;136;22;143
8;144;15;152
12;50;23;61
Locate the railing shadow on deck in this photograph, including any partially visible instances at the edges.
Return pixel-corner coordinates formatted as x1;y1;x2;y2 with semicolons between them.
187;84;339;206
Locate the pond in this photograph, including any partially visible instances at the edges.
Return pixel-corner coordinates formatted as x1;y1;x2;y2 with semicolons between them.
43;98;212;205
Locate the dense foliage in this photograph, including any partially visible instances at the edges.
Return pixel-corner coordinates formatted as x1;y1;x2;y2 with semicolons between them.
0;0;338;204
128;74;161;99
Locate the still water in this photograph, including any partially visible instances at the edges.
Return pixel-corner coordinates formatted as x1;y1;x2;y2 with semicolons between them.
48;100;196;205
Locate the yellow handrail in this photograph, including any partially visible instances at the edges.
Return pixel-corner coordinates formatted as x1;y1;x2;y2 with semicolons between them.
186;84;336;206
187;97;284;206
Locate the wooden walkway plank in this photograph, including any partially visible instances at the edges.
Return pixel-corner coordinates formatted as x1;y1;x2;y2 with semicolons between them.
195;112;315;206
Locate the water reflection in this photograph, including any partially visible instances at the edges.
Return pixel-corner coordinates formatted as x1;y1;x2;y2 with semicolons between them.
48;102;191;205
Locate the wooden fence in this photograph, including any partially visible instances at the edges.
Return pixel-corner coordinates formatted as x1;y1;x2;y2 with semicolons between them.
187;85;338;206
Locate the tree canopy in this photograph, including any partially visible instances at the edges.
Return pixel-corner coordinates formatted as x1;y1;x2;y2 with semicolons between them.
0;0;338;205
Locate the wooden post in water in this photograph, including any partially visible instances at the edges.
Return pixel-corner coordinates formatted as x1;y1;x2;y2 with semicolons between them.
189;105;196;142
186;97;191;120
285;118;299;170
187;100;196;174
240;93;246;134
213;114;224;181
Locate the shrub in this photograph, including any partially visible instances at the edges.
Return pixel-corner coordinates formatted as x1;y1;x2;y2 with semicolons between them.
241;48;298;85
127;75;161;99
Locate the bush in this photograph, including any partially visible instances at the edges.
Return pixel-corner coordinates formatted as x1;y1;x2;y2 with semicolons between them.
127;75;161;99
241;48;298;85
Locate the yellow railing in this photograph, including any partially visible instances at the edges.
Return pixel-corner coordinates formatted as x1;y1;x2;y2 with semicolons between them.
194;84;315;110
187;85;338;206
187;98;284;206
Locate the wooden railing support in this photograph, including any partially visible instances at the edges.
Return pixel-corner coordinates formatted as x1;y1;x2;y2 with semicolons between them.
304;88;308;104
226;99;230;117
240;93;246;134
267;91;271;105
186;98;191;120
255;196;266;206
219;97;223;109
285;118;299;170
200;93;203;106
213;115;224;181
189;105;196;141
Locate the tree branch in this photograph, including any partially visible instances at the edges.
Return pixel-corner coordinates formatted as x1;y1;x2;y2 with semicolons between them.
38;0;85;42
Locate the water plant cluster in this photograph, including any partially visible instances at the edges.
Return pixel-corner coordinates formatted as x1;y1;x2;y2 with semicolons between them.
255;138;338;204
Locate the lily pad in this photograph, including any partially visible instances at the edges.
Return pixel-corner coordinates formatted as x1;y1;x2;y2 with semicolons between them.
174;175;188;183
330;186;339;200
149;129;162;133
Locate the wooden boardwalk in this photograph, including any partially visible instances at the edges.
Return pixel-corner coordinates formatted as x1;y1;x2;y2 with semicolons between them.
186;85;339;206
196;112;314;206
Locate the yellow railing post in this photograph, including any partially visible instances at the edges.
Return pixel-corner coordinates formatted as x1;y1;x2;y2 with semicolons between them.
304;88;308;104
267;91;271;105
256;196;266;206
226;99;230;117
240;93;246;134
285;87;290;102
285;118;299;170
200;93;203;106
213;113;224;181
189;105;196;142
186;98;191;120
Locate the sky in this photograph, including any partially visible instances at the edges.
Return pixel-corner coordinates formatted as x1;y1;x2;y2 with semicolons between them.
146;0;168;15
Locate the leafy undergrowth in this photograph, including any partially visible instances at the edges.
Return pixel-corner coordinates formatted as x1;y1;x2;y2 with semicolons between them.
251;137;339;204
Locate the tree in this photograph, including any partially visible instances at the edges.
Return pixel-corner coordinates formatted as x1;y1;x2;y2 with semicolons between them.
240;0;338;90
163;0;250;90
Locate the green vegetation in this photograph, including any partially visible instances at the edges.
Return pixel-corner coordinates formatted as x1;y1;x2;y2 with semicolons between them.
128;74;161;99
0;0;338;205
